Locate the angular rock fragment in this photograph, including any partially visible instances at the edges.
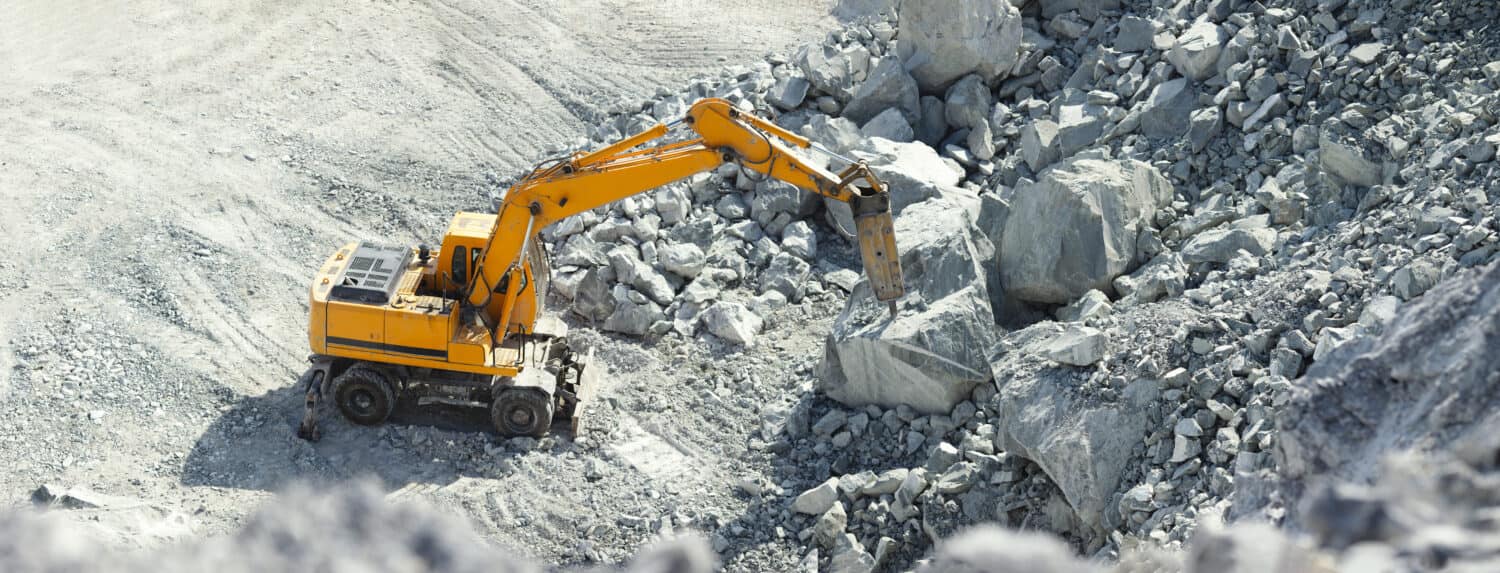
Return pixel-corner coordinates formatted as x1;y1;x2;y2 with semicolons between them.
1140;79;1196;139
1180;228;1277;264
1168;21;1225;81
1039;325;1107;367
897;0;1023;91
821;198;998;414
842;56;921;125
1000;158;1174;304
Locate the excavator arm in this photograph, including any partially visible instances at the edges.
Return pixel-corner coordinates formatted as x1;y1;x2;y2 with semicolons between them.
467;98;904;341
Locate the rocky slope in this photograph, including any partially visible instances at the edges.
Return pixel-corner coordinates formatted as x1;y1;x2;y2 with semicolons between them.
526;0;1500;569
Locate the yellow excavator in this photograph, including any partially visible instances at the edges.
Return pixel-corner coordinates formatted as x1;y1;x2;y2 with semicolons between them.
296;98;904;440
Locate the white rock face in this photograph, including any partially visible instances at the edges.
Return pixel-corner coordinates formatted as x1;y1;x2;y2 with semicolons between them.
1180;227;1278;264
999;158;1174;304
701;301;764;346
991;322;1165;533
842;56;920;125
897;0;1024;92
1039;325;1107;366
792;478;841;514
1319;131;1382;186
821;198;999;414
1168;21;1225;81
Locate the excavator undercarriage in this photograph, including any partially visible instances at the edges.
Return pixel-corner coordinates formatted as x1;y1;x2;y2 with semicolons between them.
297;314;599;441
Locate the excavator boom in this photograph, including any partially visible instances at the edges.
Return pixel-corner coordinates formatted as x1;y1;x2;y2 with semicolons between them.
467;98;904;331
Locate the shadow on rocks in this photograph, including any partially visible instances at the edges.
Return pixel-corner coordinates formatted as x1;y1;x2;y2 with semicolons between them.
181;381;534;492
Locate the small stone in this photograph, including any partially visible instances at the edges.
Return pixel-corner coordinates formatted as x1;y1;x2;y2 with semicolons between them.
1348;43;1386;65
862;469;909;496
793;478;841;514
701;302;764;346
1391;260;1440;301
1039;325;1107;366
1171;434;1202;462
813;410;849;437
925;442;961;473
1175;417;1203;438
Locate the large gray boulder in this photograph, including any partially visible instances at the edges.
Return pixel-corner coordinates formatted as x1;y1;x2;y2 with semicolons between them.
842;56;921;125
1168;21;1225;81
821;198;999;414
897;0;1024;92
989;317;1168;534
999;158;1175;304
943;74;991;130
1139;79;1196;139
1277;262;1500;485
1319;129;1382;187
827;139;968;234
1180;227;1277;264
797;44;858;101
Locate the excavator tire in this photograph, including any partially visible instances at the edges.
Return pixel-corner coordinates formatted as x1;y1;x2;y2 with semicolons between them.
332;364;396;426
491;387;553;437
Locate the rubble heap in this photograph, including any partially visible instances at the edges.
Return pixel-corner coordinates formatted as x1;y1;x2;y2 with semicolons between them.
525;0;1500;568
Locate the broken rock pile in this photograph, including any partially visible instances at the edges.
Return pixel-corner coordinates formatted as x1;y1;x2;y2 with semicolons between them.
533;0;1500;567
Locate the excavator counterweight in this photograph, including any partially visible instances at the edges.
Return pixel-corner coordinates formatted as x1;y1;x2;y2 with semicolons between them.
296;98;904;440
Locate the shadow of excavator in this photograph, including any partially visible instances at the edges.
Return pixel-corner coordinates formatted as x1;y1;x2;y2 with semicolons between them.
179;378;543;492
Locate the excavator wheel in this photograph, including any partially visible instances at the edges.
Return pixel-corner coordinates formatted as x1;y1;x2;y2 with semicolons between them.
332;364;396;426
491;387;553;437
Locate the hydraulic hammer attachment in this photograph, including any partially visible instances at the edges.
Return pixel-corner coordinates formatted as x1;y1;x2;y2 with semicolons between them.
838;163;904;316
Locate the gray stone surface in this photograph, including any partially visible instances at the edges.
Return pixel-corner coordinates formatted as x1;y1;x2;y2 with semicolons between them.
821;198;998;414
1140;79;1196;139
1180;227;1277;264
842;56;921;125
943;74;991;131
999;158;1174;304
701;301;764;346
1114;16;1156;52
897;0;1024;91
1021;120;1061;172
991;322;1163;533
1319;130;1382;187
859;107;914;142
1277;263;1500;487
1039;325;1107;366
1169;21;1224;81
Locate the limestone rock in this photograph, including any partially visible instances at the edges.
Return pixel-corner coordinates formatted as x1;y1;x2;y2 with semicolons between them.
821;198;998;414
1180;228;1277;264
1276;263;1500;487
793;478;841;514
1141;79;1196;139
1319;130;1382;187
842;56;921;125
992;321;1165;532
1021;120;1061;172
1169;21;1225;81
859;108;915;142
999;158;1175;304
1039;325;1107;366
1391;260;1441;301
897;0;1024;91
943;74;991;130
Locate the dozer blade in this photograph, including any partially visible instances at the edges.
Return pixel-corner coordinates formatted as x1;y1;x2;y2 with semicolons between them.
851;193;904;304
569;347;602;435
